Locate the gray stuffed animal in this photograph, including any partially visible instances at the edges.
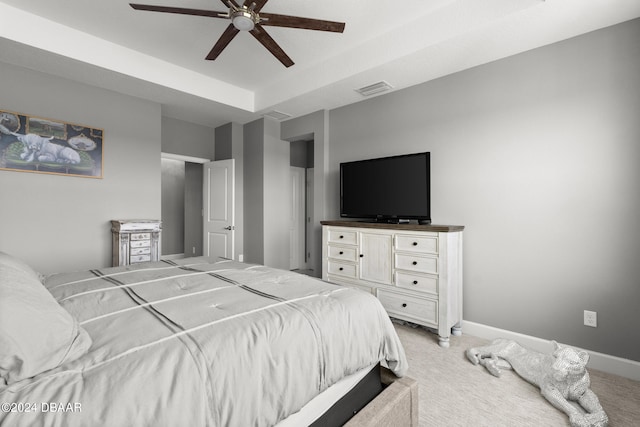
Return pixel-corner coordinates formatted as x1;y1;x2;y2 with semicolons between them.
466;338;608;427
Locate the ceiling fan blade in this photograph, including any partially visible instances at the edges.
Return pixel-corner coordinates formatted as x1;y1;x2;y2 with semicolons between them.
130;4;227;19
260;13;345;33
250;25;294;67
206;24;240;60
219;0;240;8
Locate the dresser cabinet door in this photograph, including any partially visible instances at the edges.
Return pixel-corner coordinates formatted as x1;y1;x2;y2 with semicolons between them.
359;232;393;285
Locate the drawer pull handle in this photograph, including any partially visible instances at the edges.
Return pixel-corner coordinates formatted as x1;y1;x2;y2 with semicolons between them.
339;251;344;255
360;254;364;258
412;261;418;266
413;280;418;285
339;267;344;271
339;235;344;239
402;303;407;308
412;242;418;246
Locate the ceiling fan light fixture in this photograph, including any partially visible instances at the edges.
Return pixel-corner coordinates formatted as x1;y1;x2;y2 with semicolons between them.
232;10;257;31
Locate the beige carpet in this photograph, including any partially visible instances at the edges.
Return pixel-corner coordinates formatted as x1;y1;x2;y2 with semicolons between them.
392;321;640;426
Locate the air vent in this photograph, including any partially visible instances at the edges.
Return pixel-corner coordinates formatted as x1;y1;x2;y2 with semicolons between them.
355;81;393;97
263;110;292;120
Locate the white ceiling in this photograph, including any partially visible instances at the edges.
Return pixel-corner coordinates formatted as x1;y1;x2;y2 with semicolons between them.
1;0;639;128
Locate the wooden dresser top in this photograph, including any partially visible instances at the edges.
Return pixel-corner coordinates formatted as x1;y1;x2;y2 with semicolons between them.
320;220;464;232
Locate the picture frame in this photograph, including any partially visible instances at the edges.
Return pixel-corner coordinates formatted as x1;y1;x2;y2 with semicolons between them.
0;109;104;178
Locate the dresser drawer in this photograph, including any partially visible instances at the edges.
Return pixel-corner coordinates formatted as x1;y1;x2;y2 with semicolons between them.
131;246;151;256
377;289;438;326
395;271;438;295
130;239;151;249
327;260;357;279
130;254;151;263
395;253;438;275
327;229;358;245
395;234;438;254
328;245;358;262
131;233;151;241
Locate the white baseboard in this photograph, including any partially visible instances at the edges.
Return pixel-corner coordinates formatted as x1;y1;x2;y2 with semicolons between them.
462;320;640;382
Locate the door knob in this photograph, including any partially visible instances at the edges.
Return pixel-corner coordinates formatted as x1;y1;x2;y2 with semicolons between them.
224;226;234;230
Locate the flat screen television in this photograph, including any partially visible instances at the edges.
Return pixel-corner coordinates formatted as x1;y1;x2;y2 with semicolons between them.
340;152;431;224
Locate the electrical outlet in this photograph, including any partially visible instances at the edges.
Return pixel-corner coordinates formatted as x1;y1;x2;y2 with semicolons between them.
584;310;597;327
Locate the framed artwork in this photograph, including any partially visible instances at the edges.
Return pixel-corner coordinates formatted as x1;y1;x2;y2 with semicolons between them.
0;109;103;178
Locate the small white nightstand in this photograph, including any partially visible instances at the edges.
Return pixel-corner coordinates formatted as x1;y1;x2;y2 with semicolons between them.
111;220;162;267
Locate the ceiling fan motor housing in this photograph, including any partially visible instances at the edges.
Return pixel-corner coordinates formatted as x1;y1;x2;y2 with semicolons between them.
231;7;260;31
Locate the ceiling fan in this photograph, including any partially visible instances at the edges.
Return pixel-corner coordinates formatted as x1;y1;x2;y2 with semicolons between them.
130;0;345;67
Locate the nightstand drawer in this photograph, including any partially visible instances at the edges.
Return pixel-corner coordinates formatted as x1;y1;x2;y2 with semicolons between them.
377;289;437;326
395;234;438;254
328;245;358;262
131;233;151;241
327;229;358;245
327;260;357;279
131;246;151;256
395;253;438;275
130;239;150;248
395;271;438;295
130;254;151;263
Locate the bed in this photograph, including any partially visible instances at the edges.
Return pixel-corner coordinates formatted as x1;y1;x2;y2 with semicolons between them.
0;252;413;426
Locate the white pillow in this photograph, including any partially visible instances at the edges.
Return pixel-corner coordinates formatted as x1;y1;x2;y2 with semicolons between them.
0;251;42;282
0;252;92;387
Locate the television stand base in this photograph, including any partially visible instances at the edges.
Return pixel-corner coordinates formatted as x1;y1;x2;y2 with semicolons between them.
369;218;432;225
374;218;410;224
391;219;411;224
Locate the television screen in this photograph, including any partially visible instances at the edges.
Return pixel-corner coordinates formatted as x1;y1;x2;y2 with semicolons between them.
340;152;430;223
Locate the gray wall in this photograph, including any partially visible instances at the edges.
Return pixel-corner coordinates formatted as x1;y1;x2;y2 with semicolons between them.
326;19;640;361
263;118;290;269
0;61;161;274
290;140;313;168
161;158;185;255
184;162;203;257
243;119;265;264
282;110;330;275
243;118;290;269
162;116;215;160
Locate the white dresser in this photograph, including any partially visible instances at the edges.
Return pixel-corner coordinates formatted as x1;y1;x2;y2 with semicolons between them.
321;221;464;347
111;220;162;267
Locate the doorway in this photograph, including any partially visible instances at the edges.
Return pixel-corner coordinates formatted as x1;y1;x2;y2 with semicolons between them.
289;139;314;274
161;157;185;258
160;153;207;259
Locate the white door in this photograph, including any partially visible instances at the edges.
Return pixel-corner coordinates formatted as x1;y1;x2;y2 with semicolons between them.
203;159;235;259
289;167;306;270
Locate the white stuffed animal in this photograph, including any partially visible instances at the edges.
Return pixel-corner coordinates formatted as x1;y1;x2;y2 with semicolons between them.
467;339;608;427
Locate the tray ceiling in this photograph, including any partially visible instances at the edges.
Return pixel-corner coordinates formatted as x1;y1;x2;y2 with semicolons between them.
0;0;639;127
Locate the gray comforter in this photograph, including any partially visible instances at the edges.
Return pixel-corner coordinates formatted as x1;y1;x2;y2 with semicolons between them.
0;257;407;426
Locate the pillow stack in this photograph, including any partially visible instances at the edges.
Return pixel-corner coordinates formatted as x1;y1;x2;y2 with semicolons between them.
0;252;92;387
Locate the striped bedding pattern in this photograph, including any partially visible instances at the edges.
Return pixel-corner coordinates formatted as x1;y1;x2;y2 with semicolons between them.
1;257;407;426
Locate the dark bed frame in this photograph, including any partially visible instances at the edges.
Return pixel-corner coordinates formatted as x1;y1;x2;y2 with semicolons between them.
310;365;419;427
